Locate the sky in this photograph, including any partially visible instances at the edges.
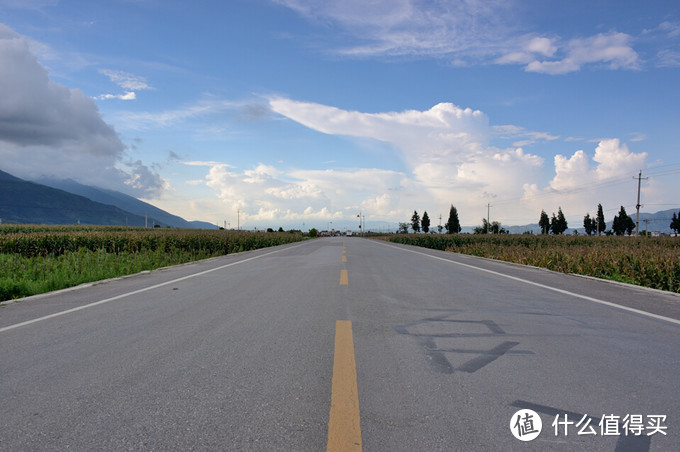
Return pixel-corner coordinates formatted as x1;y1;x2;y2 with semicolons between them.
1;0;679;231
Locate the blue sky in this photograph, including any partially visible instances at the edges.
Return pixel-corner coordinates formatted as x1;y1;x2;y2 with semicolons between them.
1;0;679;230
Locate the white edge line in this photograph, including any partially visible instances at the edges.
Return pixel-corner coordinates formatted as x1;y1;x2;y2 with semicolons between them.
377;240;680;327
0;243;304;334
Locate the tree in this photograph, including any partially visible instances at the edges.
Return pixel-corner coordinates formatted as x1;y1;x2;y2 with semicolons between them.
612;206;635;236
539;210;550;235
308;228;318;237
670;212;680;234
421;211;431;233
583;213;596;236
446;205;461;234
596;203;606;235
410;210;421;233
397;222;409;234
490;221;507;234
550;207;568;234
473;218;489;234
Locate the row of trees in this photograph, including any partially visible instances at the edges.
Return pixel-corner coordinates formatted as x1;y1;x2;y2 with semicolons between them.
403;205;680;236
540;204;640;236
582;204;636;236
401;205;462;234
538;207;568;235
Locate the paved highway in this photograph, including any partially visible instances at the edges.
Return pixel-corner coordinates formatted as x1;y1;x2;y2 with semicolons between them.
1;237;679;451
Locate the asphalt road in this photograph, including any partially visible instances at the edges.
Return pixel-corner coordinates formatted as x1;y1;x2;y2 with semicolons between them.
1;237;679;451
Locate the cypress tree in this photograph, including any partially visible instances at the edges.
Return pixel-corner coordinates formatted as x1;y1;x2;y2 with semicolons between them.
446;205;461;234
411;210;421;233
422;211;430;233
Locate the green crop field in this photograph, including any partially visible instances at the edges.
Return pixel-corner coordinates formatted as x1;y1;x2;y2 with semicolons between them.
386;234;680;293
0;225;307;302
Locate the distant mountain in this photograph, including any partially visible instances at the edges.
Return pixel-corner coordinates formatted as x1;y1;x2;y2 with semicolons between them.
0;169;154;226
35;177;216;229
637;209;679;234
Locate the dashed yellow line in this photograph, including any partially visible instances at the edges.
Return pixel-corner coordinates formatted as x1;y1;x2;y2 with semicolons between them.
340;269;348;285
342;256;347;263
327;320;362;451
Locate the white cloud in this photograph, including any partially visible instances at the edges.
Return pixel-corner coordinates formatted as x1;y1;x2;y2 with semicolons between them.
274;1;642;74
523;33;639;74
526;37;557;57
99;69;152;91
550;150;590;191
519;139;650;221
593;138;647;180
178;159;416;226
274;0;513;59
0;24;163;197
269;97;553;224
96;69;152;101
97;91;137;101
492;124;559;146
269;98;489;163
548;139;647;192
266;97;660;227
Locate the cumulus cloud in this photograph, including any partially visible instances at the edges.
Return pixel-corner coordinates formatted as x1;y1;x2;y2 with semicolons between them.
0;24;163;197
181;159;415;225
593;138;647;180
269;97;554;224
550;150;590;191
267;96;655;227
519;139;649;218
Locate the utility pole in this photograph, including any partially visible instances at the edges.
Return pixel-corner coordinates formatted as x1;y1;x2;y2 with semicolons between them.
145;212;148;228
487;203;491;234
644;218;649;236
634;170;648;235
237;209;240;230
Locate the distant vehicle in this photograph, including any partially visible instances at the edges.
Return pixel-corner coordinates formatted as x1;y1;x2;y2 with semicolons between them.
346;231;353;236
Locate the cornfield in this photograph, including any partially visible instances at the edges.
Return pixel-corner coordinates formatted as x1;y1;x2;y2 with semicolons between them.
387;234;680;293
0;225;307;301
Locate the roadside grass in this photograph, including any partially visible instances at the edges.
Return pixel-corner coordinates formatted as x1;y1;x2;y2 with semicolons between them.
0;226;306;301
385;234;680;293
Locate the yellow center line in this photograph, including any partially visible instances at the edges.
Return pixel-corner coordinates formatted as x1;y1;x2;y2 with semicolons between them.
327;320;362;451
340;269;348;285
342;256;347;263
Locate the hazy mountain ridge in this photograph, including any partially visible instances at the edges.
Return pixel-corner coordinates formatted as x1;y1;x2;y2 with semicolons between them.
35;177;215;229
0;169;215;228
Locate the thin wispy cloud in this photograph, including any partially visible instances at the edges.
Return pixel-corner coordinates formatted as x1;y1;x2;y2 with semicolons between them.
109;99;243;130
98;69;152;101
275;1;643;74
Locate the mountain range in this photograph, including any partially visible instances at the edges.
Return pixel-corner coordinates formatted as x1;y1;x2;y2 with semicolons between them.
1;168;677;232
0;169;216;228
